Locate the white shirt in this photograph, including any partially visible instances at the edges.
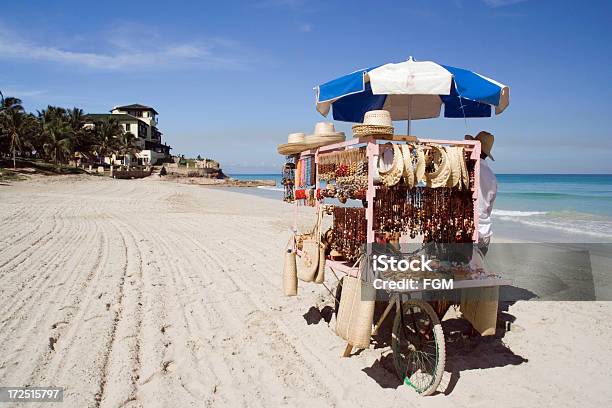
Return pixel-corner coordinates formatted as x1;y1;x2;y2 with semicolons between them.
478;158;497;241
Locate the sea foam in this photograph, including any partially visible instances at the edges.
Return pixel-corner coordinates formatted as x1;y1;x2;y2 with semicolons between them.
492;209;547;217
257;186;284;192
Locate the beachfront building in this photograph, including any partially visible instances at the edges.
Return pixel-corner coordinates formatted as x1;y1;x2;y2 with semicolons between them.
84;103;171;166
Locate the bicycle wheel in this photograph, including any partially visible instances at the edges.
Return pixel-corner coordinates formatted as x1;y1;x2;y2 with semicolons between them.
392;299;445;396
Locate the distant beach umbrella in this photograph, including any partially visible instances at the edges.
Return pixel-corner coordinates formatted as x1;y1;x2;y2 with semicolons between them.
315;57;509;129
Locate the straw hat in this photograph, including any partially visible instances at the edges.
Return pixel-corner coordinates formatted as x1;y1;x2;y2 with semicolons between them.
307;122;344;139
277;124;345;155
277;132;307;155
465;131;495;161
288;132;305;143
352;110;394;138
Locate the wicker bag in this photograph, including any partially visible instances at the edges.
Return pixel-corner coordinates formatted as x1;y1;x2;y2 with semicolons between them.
283;247;298;296
298;240;319;282
335;260;376;349
297;208;323;282
314;242;326;284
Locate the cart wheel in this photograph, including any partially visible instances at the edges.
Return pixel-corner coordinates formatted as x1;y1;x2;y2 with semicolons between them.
392;299;445;396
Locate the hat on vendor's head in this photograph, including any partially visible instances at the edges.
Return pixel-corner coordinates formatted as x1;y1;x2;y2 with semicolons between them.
465;131;495;161
277;123;345;156
352;110;394;138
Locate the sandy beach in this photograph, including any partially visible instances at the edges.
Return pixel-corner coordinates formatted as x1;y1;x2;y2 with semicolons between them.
1;176;611;407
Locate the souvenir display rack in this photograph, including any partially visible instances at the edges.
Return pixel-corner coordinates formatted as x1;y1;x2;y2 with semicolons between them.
300;137;481;238
293;136;511;289
292;134;512;284
287;135;511;396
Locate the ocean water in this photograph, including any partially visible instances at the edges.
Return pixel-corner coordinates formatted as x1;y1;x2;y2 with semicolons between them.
228;173;612;242
493;174;612;241
225;174;284;200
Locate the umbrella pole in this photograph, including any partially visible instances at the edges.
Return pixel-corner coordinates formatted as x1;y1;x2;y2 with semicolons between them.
407;95;412;135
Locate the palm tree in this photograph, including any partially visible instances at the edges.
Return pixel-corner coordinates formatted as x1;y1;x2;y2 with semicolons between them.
1;93;24;113
0;96;33;168
38;106;67;125
37;106;67;165
117;131;139;166
66;107;96;160
42;120;73;165
92;118;123;163
67;107;84;131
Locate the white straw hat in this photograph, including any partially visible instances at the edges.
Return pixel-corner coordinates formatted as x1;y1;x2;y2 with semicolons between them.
287;132;306;143
277;124;345;156
307;122;344;138
277;132;307;155
352;110;394;138
364;110;393;126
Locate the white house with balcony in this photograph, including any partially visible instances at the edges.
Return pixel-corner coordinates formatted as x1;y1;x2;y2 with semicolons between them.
84;103;171;165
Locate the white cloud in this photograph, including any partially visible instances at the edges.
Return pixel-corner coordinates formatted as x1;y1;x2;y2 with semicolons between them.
0;23;250;71
481;0;529;7
298;23;312;32
1;89;47;97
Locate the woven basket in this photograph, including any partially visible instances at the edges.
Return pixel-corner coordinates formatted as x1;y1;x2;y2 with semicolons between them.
283;249;298;296
297;239;319;282
352;125;394;139
314;242;326;284
335;276;375;349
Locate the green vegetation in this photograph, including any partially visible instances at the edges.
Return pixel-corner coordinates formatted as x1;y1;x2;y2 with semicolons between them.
1;157;88;173
0;168;27;182
0;90;136;171
0;157;89;182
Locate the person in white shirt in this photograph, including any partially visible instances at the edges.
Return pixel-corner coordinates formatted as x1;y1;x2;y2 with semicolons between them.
465;131;497;255
463;132;499;336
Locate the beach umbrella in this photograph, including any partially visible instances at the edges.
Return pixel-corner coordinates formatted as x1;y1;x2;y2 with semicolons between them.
315;57;509;132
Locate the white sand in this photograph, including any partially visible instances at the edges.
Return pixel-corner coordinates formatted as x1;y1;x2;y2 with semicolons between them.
0;175;610;407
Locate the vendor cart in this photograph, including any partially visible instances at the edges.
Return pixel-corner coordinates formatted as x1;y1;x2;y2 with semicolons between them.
281;57;511;395
287;134;511;396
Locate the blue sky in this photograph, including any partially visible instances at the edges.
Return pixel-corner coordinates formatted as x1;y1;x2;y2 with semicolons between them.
1;0;611;173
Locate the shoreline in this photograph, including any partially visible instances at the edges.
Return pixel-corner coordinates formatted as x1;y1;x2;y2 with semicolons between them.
204;182;612;244
5;171;612;243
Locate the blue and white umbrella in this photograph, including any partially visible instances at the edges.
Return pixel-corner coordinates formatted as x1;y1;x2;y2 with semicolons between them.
315;57;509;124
